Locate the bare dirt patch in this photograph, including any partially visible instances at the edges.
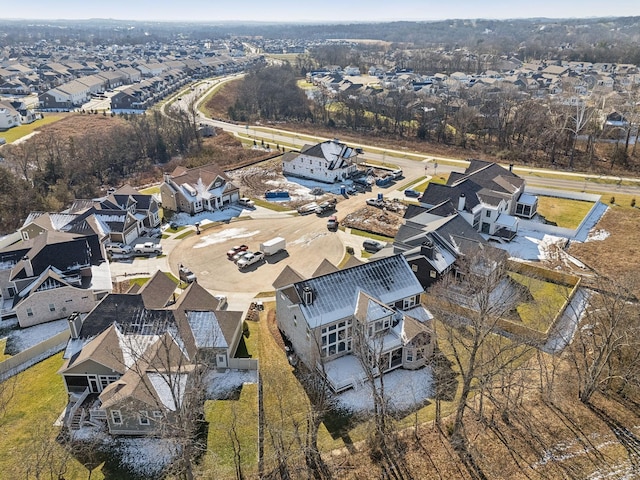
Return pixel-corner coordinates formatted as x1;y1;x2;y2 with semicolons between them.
34;112;127;138
342;206;404;238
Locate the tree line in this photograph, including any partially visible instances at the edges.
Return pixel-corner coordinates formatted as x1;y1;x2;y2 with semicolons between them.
0;109;199;234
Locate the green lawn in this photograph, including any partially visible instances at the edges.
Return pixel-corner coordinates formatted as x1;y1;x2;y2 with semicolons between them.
1;114;65;143
139;185;160;195
348;228;395;243
536;196;594;229
0;353;105;479
202;384;259;479
508;272;571;332
0;337;10;361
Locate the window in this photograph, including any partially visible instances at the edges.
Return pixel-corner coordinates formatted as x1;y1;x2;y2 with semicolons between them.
411;264;418;273
485;210;491;217
403;296;418;310
100;375;120;390
139;411;150;425
430;270;437;279
320;320;352;357
153;411;163;419
111;410;122;425
26;308;34;317
49;303;56;312
406;349;414;362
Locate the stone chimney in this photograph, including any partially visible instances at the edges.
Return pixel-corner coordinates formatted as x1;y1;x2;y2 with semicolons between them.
457;193;466;212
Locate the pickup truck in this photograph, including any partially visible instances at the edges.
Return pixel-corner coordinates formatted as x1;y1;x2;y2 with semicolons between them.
315;199;337;215
179;265;197;283
238;197;255;208
133;242;163;255
237;251;265;269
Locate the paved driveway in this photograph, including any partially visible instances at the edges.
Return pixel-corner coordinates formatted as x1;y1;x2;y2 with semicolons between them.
169;214;344;295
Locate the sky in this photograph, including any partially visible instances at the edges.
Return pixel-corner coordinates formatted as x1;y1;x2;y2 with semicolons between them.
1;0;638;23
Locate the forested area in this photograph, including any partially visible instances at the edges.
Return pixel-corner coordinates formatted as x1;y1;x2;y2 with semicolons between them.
0;110;199;233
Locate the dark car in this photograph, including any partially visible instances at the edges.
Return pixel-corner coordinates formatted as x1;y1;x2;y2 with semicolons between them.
227;244;249;259
363;239;383;253
404;189;421;198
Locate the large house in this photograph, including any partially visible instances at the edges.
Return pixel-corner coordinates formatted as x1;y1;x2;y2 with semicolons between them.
281;138;360;184
390;204;493;290
0;186;159;324
275;255;435;392
0;230;111;326
419;160;538;242
58;279;242;435
160;164;240;214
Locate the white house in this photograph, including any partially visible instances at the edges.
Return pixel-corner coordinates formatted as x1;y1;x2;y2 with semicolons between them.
160;164;240;214
0;102;21;130
282;138;360;184
275;255;435;392
419;160;538;242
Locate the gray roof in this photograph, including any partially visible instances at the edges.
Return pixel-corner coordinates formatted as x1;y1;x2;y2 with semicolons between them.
186;311;227;349
286;255;423;329
420;160;523;212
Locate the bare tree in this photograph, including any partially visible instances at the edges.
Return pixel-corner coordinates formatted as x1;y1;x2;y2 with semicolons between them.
429;248;533;441
352;310;411;480
568;275;640;404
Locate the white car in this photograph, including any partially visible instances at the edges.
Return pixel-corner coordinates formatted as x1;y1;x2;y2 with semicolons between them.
105;242;132;255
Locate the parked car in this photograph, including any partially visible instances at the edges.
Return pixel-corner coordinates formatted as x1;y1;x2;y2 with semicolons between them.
327;215;339;231
105;242;132;255
214;295;228;310
366;198;384;207
404;189;421;198
237;251;265;269
179;265;197;283
238;197;255;208
233;250;253;263
227;244;249;259
363;239;384;253
392;169;403;179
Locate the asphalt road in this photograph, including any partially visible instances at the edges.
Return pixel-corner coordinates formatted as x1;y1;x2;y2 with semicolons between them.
185;75;640;199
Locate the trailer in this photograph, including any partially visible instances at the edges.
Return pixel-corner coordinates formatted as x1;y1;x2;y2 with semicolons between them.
260;237;286;256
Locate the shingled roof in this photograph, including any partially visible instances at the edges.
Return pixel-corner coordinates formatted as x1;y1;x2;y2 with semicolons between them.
283;255;423;329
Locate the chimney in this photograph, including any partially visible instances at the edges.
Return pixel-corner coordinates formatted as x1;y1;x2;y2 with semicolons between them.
509;163;514;172
22;255;33;277
67;312;83;339
302;286;314;305
457;193;466;212
421;239;435;260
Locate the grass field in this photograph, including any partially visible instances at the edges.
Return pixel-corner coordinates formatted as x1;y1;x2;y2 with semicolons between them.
509;272;571;331
0;353;105;479
536;196;595;229
0;337;10;361
1;114;66;143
